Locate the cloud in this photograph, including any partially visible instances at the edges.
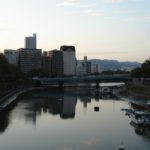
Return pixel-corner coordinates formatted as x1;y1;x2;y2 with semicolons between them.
78;51;123;56
144;16;150;22
111;0;124;3
112;9;133;14
59;0;103;17
76;4;89;8
103;0;125;4
60;0;81;6
0;27;15;32
110;0;143;3
85;9;104;17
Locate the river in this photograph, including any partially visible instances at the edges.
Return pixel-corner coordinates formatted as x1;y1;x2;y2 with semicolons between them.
0;85;150;150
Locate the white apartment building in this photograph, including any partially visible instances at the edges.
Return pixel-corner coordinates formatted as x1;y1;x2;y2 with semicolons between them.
60;46;76;76
91;63;101;74
76;56;91;76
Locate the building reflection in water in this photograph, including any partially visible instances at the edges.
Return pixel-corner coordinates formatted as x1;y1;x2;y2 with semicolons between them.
0;86;124;133
60;95;77;119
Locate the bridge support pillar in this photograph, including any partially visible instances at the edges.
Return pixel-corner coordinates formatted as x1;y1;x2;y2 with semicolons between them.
96;80;100;89
58;81;64;88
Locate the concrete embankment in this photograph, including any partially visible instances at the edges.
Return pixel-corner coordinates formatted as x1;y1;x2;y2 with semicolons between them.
122;83;150;100
0;87;40;111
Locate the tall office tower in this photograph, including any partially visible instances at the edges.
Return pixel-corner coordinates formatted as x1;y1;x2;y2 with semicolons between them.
25;33;37;49
83;56;91;75
47;50;63;77
18;48;42;74
60;45;76;76
4;49;18;66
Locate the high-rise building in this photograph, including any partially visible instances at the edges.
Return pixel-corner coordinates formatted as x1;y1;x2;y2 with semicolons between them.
84;56;91;75
60;45;76;76
87;61;91;75
17;33;42;74
18;48;42;74
25;33;37;49
48;50;63;77
4;49;18;66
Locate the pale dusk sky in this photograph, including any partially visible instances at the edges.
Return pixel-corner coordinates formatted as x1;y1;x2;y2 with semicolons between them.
0;0;150;62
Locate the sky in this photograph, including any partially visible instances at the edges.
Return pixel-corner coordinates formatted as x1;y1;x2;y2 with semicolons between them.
0;0;150;62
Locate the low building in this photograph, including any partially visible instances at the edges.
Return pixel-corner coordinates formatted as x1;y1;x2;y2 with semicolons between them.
4;49;18;66
76;56;91;76
91;63;101;74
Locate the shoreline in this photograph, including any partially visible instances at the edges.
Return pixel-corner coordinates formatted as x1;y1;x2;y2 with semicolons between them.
121;82;150;100
0;87;41;112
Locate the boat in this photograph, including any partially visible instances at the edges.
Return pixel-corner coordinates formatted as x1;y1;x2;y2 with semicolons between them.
121;108;134;116
130;111;150;125
118;144;125;150
147;100;150;110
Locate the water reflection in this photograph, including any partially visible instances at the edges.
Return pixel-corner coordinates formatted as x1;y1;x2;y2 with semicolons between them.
123;99;150;140
0;111;10;133
0;101;17;133
0;87;119;132
130;122;150;140
0;86;150;150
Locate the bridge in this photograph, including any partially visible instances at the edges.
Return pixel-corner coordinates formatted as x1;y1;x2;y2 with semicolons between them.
33;74;132;88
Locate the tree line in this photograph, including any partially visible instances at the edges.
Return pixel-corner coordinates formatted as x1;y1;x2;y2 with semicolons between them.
0;54;29;96
131;58;150;78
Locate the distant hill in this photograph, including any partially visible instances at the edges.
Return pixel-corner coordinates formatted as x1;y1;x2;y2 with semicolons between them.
89;59;141;71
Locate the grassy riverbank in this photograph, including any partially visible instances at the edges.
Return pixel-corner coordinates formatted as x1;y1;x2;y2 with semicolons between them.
123;82;150;100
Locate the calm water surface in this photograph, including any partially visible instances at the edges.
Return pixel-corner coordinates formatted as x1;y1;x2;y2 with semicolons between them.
0;86;150;150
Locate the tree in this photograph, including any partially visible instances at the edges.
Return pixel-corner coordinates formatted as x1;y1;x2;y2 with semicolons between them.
131;57;150;78
131;67;143;78
0;54;28;91
141;58;150;78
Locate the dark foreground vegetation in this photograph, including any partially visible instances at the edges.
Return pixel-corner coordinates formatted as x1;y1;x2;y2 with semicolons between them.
131;57;150;79
121;57;150;99
122;83;150;99
0;54;30;98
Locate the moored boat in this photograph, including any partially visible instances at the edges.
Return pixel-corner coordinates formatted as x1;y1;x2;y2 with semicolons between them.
118;144;125;150
130;111;150;125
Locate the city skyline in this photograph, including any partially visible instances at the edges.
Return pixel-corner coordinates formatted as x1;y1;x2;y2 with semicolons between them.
0;0;150;62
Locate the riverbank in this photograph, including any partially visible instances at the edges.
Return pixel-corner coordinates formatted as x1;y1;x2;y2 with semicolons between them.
0;87;41;112
122;82;150;100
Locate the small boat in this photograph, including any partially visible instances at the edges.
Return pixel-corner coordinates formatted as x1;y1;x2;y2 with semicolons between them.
147;100;150;110
118;144;125;150
121;108;134;116
147;100;150;105
130;111;150;125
